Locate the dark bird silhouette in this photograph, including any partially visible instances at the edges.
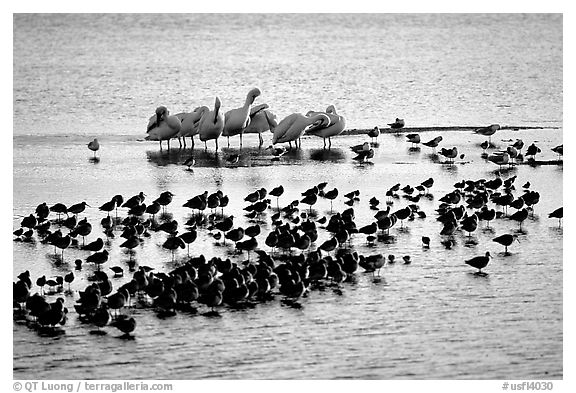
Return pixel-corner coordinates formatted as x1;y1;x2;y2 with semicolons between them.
154;191;174;212
87;249;109;270
69;201;90;215
324;188;338;212
353;148;374;162
122;192;146;209
82;237;104;252
526;143;541;160
368;126;380;142
99;199;116;216
301;193;318;213
406;133;420;147
551;144;563;160
423;136;443;152
64;272;74;291
319;237;338;253
422;236;430;248
548;207;563;227
183;156;196;171
493;234;519;254
388;118;405;129
510;208;529;230
465;252;492;274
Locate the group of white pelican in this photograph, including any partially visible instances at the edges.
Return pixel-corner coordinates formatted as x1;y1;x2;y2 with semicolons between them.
145;87;346;151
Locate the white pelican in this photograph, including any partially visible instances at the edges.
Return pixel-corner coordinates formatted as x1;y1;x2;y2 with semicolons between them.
223;87;261;147
243;103;274;146
198;97;224;151
175;106;209;148
87;138;100;157
145;106;182;151
305;105;346;149
265;112;330;149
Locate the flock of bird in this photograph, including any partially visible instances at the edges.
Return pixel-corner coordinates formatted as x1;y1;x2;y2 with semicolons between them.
144;96;562;172
13;156;563;338
86;91;563;172
15;94;564;339
143;87;349;152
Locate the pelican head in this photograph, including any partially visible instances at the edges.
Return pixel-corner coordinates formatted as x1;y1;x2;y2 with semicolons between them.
156;106;167;116
247;88;261;104
193;105;209;114
264;111;277;131
311;113;330;128
326;105;337;114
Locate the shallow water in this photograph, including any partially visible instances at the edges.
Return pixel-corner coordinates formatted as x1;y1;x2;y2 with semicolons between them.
13;129;562;379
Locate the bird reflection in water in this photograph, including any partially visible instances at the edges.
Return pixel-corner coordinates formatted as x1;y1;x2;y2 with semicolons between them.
309;148;346;162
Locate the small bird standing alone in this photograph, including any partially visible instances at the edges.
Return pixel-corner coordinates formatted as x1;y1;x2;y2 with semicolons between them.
88;138;100;158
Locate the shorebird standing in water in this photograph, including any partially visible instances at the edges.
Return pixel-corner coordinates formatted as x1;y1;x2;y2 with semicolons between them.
493;234;519;255
473;124;500;146
423;136;443;152
88;138;100;157
548;207;563;227
406;133;421;148
465;252;492;274
439;147;458;164
368;126;380;143
551;144;563;160
526;143;541;160
183;156;195;171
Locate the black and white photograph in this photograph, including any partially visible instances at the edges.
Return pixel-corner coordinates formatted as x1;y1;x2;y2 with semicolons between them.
10;3;568;388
